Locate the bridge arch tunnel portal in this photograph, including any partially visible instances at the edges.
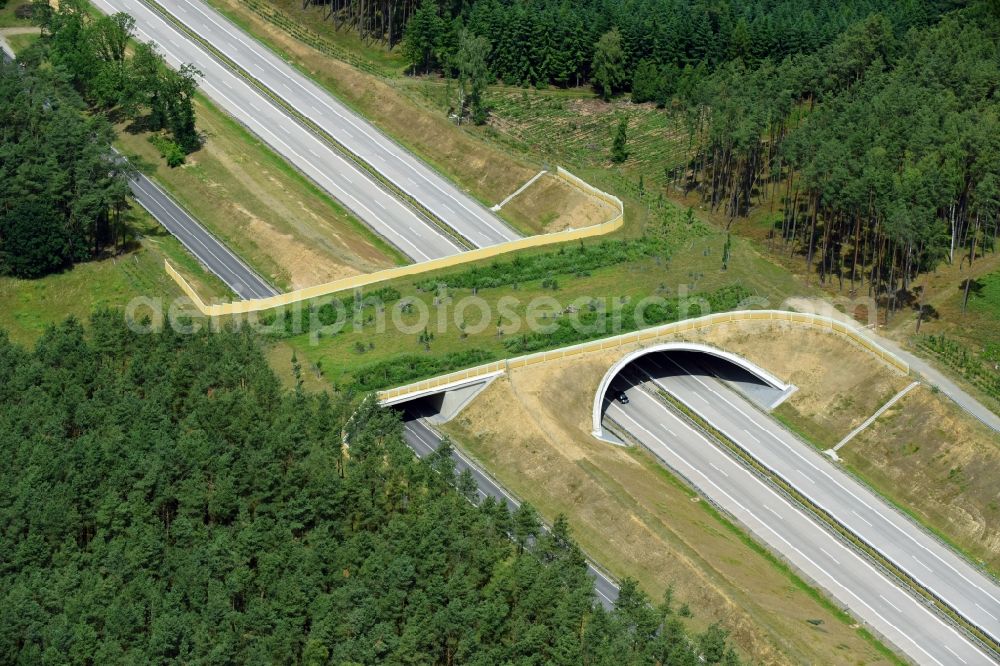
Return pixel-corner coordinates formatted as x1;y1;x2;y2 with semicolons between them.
592;342;795;438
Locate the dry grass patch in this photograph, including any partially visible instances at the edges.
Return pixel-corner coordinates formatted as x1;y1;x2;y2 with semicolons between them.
843;386;1000;573
117;94;399;291
501;173;618;234
207;0;538;211
442;350;895;665
678;321;912;449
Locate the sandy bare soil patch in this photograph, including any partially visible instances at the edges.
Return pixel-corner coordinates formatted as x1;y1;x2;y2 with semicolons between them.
684;322;912;448
443;342;893;664
844;386;1000;571
501;173;618;234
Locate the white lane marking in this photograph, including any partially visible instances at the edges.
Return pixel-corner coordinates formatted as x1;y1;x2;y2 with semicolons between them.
190;78;438;260
375;200;385;210
171;0;514;240
606;401;965;666
709;462;729;478
122;6;462;262
976;602;998;622
820;547;841;565
743;428;760;443
764;505;783;520
129;177;275;297
912;556;933;573
131;183;242;289
879;594;903;614
651;357;1000;609
308;148;320;157
797;469;815;483
852;510;874;528
665;427;677;437
944;645;967;664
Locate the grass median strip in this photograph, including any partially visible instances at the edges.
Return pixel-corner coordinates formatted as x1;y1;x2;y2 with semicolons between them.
138;0;475;252
653;388;1000;659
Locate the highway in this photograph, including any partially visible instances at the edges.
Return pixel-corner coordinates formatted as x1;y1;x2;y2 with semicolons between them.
93;0;465;262
635;352;1000;645
4;24;275;300
401;416;620;610
128;172;278;300
603;363;998;665
155;0;520;249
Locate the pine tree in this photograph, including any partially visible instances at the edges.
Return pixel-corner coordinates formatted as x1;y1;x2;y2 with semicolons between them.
611;116;629;163
592;27;626;100
402;0;444;74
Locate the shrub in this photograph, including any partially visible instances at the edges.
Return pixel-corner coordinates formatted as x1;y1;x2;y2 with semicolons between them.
148;135;185;167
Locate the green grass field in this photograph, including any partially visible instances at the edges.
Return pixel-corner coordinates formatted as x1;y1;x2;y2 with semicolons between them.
0;206;228;346
279;209;808;391
4;31;36;52
0;2;32;28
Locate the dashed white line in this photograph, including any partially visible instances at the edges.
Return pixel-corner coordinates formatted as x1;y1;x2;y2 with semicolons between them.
976;602;998;622
912;556;933;573
820;547;841;565
852;510;874;527
764;505;783;520
709;462;729;478
879;594;903;614
743;428;760;443
659;424;677;438
944;645;968;664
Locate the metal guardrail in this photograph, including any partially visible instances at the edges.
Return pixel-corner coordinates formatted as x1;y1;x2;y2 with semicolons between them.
656;387;1000;660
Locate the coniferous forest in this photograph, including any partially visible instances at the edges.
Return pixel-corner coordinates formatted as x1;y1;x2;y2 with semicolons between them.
0;313;739;664
0;0;201;279
387;0;1000;314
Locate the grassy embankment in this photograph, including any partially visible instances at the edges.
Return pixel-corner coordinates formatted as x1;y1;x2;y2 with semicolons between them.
439;347;903;665
274;209;805;392
0;207;228;346
115;92;404;293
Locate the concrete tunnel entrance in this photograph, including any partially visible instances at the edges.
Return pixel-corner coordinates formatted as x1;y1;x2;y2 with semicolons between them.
382;373;502;425
592;342;796;438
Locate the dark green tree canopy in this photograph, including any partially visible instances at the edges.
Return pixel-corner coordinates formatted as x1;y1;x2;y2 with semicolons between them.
0;313;739;664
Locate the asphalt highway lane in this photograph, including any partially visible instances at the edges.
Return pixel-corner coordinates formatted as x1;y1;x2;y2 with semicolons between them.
161;0;520;249
633;352;1000;646
604;372;995;665
128;173;278;300
94;0;465;262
